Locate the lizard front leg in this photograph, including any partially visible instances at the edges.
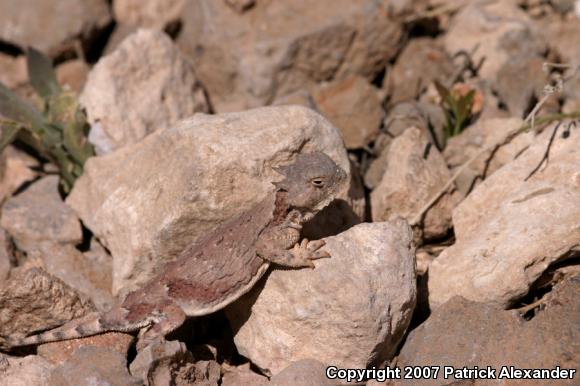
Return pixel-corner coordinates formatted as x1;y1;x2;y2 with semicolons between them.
256;210;330;268
136;302;186;351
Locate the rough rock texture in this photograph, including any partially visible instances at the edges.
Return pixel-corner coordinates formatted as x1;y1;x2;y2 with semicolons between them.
429;123;580;308
397;275;580;385
0;268;93;340
0;230;12;284
386;37;454;104
371;127;459;239
48;346;141;386
67;105;351;294
0;354;54;386
0;146;39;204
113;0;186;29
312;75;384;149
0;176;82;253
495;56;547;118
444;1;546;82
28;242;113;312
269;359;335;386
365;102;446;189
37;332;134;365
130;339;220;386
227;220;416;375
178;0;402;112
221;363;268;386
443;117;533;195
0;0;111;56
80;29;209;154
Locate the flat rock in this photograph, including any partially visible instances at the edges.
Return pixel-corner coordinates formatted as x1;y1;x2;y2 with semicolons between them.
0;0;111;56
113;0;186;29
443;117;532;196
28;242;113;312
48;346;141;386
0;176;82;253
130;339;220;386
226;220;416;375
66;105;351;294
370;127;459;240
0;146;39;204
0;354;54;386
312;75;384;149
37;332;134;365
0;268;93;339
221;363;268;386
429;122;580;308
397;274;580;385
269;359;335;386
386;37;454;104
80;29;209;154
444;1;546;82
178;0;402;112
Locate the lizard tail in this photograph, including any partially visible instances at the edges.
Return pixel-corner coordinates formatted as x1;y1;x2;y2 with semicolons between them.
2;309;151;349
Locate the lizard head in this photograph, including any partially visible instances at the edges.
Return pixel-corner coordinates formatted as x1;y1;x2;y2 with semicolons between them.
273;152;347;215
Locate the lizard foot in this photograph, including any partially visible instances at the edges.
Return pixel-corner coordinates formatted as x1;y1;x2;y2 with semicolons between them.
287;238;330;268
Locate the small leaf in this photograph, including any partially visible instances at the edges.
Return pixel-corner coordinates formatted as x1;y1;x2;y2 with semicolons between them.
0;82;45;129
27;47;61;99
0;121;23;152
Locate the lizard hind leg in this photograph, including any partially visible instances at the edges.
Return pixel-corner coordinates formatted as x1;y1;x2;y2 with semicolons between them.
136;302;186;351
265;238;331;268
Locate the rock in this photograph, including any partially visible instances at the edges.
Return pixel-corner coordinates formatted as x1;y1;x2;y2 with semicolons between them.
66;105;351;294
386;37;454;104
221;363;267;386
37;332;134;365
80;29;209;154
269;359;335;386
0;55;27;91
312;75;384;149
0;268;93;339
444;1;546;82
429;122;580;308
370;127;459;240
272;89;316;110
397;275;580;385
0;229;13;284
225;0;256;13
495;56;547;118
113;0;186;29
0;354;54;386
178;0;402;112
130;339;220;386
0;176;82;253
443;117;533;196
365;102;446;189
28;242;113;312
0;146;39;204
48;346;141;386
55;59;89;94
0;0;111;56
226;220;416;375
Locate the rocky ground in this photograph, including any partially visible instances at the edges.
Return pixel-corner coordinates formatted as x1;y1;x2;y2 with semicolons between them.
0;0;579;385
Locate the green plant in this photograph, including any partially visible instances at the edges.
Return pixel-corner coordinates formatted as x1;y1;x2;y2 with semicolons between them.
434;81;475;145
0;48;93;192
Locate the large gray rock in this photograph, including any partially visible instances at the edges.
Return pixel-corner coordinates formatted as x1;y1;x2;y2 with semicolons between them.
81;29;209;154
370;127;460;240
429;122;580;308
226;220;416;375
0;0;111;56
66;105;351;294
0;176;82;253
0;354;54;386
397;274;580;385
178;0;403;112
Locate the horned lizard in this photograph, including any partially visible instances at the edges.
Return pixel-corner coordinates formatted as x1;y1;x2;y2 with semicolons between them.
2;152;347;350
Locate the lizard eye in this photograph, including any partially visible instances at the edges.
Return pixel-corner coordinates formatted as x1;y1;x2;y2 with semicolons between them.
311;178;325;188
